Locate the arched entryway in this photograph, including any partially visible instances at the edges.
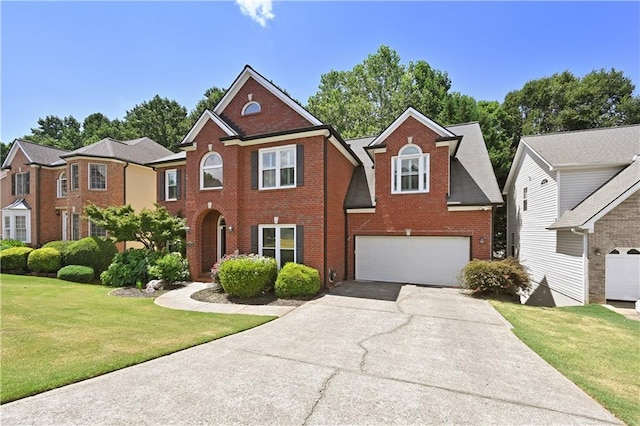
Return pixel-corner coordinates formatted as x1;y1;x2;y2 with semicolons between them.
200;210;226;273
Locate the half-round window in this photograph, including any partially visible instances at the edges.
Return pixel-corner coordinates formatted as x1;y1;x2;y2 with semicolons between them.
201;152;223;189
400;145;420;156
242;101;261;115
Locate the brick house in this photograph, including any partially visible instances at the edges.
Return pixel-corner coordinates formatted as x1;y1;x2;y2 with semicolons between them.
1;137;173;246
504;125;640;305
152;66;503;285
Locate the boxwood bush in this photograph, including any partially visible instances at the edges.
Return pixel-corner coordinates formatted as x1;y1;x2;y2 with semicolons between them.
0;247;34;273
459;257;531;296
1;239;26;251
218;255;278;298
65;237;117;275
27;247;62;273
57;265;95;283
100;249;162;287
42;240;75;263
275;263;321;298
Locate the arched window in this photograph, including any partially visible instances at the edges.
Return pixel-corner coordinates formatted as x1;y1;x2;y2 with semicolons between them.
57;171;67;198
242;101;261;115
201;152;223;189
392;144;430;193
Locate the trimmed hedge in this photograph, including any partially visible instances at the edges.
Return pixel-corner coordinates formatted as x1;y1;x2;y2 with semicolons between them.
57;265;94;283
42;241;75;262
1;239;26;251
219;255;278;298
275;263;321;298
27;248;62;273
0;247;34;273
65;237;117;275
459;257;531;296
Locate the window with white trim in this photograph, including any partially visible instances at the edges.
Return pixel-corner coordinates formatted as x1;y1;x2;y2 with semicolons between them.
201;153;223;189
259;146;295;189
70;164;79;190
392;145;430;193
523;187;528;212
2;209;32;243
242;101;261;115
15;216;27;242
71;214;80;240
259;225;296;268
89;221;107;238
57;172;68;198
89;164;106;190
166;169;178;200
14;172;29;196
3;216;10;240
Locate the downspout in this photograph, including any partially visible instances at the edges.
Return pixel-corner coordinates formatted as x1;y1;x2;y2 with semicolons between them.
571;227;589;304
344;208;349;281
123;162;129;251
323;137;328;290
36;165;41;246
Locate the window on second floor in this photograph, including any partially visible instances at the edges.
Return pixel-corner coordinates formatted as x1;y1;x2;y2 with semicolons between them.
166;169;179;200
57;172;68;198
89;220;107;238
392;145;430;194
89;163;107;190
201;153;223;189
12;172;30;196
523;187;528;211
70;164;79;190
259;145;295;190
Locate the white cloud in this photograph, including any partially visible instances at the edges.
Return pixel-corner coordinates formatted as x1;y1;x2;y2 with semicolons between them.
235;0;275;27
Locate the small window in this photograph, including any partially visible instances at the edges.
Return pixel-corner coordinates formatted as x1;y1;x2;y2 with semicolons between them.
201;153;223;189
392;144;429;194
15;215;27;242
57;172;68;198
259;225;296;268
14;172;30;196
71;214;81;240
89;164;107;190
89;221;107;238
3;216;11;240
242;101;261;115
166;169;179;200
259;146;296;190
70;164;79;191
523;187;528;211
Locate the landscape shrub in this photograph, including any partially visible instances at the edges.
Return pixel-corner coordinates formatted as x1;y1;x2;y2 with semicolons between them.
218;255;278;298
0;247;34;273
459;257;531;296
27;248;62;273
275;263;321;298
42;241;75;263
100;249;162;287
57;265;95;283
65;237;117;275
148;252;191;284
1;239;26;251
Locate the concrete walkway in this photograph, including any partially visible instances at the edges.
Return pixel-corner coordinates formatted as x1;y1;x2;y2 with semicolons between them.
1;284;620;425
154;282;296;317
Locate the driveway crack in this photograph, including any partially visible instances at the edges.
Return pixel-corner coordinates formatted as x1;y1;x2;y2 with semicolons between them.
302;369;338;425
358;315;413;373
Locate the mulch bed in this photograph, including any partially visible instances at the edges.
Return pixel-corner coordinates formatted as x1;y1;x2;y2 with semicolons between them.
190;286;320;307
109;283;186;298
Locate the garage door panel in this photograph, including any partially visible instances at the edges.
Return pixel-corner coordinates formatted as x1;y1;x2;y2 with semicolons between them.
355;236;470;286
606;249;640;301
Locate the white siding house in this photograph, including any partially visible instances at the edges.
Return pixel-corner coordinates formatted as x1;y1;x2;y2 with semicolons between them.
505;125;640;306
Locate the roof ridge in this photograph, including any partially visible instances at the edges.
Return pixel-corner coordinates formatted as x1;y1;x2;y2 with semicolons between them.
522;123;640;139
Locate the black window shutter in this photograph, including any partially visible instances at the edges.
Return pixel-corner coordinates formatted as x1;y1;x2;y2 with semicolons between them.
251;226;258;254
296;225;304;264
296;145;304;186
11;174;15;196
251;151;258;190
158;171;165;201
176;169;181;200
25;172;30;195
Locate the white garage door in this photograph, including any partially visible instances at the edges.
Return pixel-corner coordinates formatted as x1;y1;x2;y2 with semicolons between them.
606;248;640;301
355;236;470;286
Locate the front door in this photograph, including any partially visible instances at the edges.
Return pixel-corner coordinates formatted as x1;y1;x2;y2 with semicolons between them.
61;212;68;241
217;217;226;260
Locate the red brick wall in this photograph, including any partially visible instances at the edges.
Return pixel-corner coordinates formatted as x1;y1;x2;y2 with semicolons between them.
219;77;313;136
39;168;63;244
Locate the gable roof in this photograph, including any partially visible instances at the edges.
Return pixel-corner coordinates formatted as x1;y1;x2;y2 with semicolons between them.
213;65;322;127
447;122;503;205
179;109;237;147
146;151;187;166
61;137;173;165
2;139;69;169
549;159;640;230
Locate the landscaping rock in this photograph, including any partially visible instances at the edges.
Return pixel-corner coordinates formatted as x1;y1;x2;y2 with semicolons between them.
146;279;166;293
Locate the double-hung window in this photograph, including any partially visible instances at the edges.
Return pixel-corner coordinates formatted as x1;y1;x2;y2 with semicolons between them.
14;216;27;242
392;145;429;193
201;153;223;189
89;164;106;190
259;145;295;189
57;172;68;198
166;169;179;200
259;225;296;268
523;187;528;211
70;164;79;190
14;172;30;196
71;214;80;240
89;221;107;238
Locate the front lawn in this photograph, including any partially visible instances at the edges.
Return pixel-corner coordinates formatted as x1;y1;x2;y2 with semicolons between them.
491;301;640;426
0;274;274;403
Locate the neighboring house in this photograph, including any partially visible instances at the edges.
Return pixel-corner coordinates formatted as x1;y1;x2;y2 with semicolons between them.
504;125;640;305
152;65;503;285
1;138;173;246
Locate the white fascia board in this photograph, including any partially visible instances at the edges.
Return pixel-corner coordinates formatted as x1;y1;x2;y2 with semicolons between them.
435;140;458;157
2;141;31;169
369;107;455;147
214;67;322;126
447;205;493;211
222;129;330;147
151;160;186;169
582;182;640;232
502;140;552;194
346;208;376;214
180;110;237;145
551;162;630;171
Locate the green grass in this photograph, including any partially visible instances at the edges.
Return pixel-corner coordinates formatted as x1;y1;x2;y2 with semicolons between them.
491;301;640;426
0;274;275;403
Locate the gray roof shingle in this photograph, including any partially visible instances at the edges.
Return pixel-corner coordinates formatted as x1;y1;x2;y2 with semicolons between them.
523;125;640;168
3;140;69;168
62;137;173;165
549;160;640;229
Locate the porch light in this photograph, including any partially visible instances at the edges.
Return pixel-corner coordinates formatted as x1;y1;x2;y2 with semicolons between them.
228;225;233;233
479;237;485;244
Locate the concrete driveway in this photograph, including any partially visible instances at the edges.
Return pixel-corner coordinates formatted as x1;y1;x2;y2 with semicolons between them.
1;283;620;425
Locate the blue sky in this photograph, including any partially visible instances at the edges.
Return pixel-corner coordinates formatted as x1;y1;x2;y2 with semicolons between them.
1;1;639;143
